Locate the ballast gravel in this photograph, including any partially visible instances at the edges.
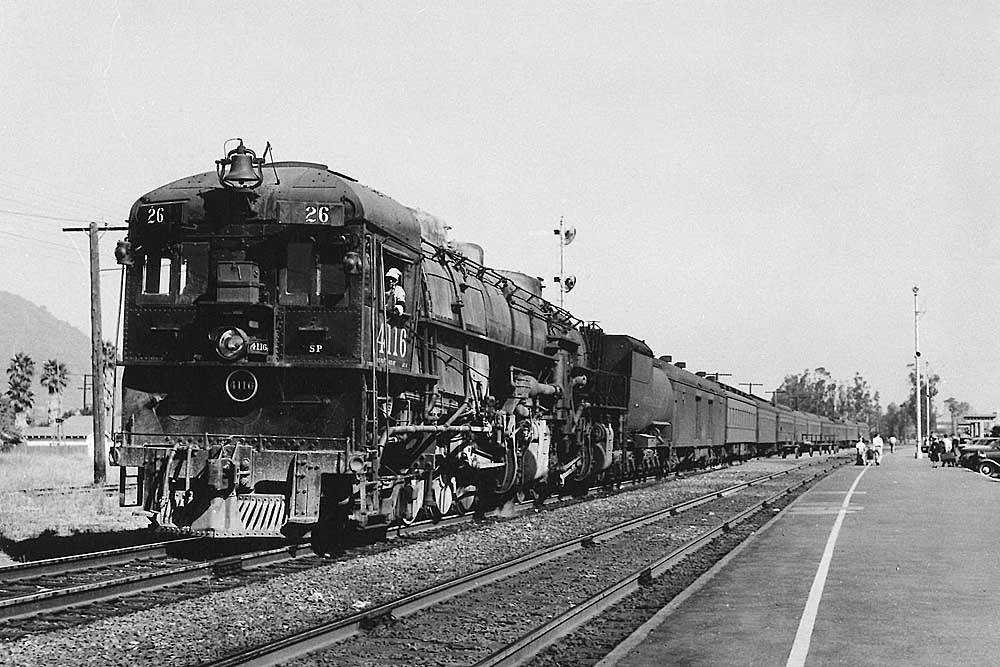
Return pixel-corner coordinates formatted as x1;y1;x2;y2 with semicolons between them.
0;456;827;666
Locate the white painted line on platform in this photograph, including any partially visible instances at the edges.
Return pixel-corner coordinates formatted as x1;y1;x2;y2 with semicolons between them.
785;466;868;667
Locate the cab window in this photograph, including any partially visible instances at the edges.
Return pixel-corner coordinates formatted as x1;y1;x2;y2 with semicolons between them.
280;242;312;305
178;243;208;302
318;246;347;307
141;254;172;296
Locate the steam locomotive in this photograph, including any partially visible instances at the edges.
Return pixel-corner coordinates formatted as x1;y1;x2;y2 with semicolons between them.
112;140;866;541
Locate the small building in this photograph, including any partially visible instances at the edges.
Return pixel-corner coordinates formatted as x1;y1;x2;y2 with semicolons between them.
958;413;997;438
23;414;114;463
24;414;94;447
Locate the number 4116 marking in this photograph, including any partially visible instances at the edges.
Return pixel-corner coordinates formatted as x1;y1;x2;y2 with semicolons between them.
377;324;408;359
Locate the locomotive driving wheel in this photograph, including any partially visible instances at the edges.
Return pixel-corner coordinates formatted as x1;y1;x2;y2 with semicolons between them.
428;475;455;521
389;479;424;526
570;419;595;484
453;484;477;514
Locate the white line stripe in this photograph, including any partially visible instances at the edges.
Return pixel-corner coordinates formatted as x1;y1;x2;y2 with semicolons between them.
785;466;868;667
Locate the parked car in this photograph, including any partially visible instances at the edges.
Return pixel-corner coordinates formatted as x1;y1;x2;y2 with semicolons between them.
957;438;1000;476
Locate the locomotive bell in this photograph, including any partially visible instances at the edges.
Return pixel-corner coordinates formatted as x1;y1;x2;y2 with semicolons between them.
216;138;263;189
226;153;258;184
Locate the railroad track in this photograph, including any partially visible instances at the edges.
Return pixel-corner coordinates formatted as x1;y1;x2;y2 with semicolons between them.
0;456;838;649
1;482;134;498
0;536;318;641
0;463;696;634
201;457;845;666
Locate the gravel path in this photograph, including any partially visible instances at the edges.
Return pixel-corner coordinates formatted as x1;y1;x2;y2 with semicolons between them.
0;456;833;666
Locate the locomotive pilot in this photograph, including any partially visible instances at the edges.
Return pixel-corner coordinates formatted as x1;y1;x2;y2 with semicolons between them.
384;267;406;317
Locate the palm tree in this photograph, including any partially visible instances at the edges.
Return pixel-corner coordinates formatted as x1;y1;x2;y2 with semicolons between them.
6;352;35;430
40;359;69;428
101;341;117;432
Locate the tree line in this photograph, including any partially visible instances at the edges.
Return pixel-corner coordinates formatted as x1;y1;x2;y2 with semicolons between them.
1;342;116;449
775;367;980;440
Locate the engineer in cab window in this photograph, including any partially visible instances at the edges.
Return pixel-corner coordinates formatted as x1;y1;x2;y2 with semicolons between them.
384;267;405;317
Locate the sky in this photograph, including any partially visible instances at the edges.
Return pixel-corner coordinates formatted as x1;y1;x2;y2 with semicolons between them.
0;2;998;416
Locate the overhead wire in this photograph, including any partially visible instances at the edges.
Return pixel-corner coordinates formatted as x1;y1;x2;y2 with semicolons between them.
0;207;101;224
0;185;119;224
0;170;122;213
0;229;80;257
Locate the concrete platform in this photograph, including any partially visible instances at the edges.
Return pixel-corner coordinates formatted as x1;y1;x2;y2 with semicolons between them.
601;449;1000;667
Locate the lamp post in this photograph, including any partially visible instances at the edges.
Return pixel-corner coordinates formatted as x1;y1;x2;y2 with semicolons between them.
925;360;932;438
913;286;923;459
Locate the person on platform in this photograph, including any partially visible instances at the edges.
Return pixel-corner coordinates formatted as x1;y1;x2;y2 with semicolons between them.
864;438;876;465
929;436;942;468
384;267;406;317
871;432;884;466
857;437;867;464
941;434;956;467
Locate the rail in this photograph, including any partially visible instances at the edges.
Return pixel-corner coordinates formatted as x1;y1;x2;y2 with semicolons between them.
200;461;835;667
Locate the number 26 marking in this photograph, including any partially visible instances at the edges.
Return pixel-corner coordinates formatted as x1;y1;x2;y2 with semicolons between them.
304;205;330;223
146;207;164;224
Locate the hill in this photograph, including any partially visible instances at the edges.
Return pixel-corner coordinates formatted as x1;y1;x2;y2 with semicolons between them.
0;292;93;420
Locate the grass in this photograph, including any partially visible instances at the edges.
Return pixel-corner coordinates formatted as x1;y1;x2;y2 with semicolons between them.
0;446;102;491
0;446;149;565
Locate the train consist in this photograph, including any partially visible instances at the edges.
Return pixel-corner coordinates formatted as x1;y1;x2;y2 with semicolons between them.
112;140;866;541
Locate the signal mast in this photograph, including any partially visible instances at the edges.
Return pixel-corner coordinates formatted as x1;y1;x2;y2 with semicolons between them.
553;217;577;308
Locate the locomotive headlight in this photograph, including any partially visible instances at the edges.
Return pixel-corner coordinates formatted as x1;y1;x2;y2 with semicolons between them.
216;328;249;360
347;455;366;473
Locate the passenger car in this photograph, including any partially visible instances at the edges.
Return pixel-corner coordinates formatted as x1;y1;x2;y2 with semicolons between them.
957;438;1000;476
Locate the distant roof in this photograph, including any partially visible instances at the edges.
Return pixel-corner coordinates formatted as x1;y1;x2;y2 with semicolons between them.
24;414;94;439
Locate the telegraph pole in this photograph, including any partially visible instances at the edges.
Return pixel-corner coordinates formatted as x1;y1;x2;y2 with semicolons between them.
64;221;127;484
740;382;762;396
88;221;107;484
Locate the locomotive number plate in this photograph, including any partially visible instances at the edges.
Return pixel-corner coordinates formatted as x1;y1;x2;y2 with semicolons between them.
226;370;259;402
138;202;182;227
277;200;345;226
377;323;409;367
248;340;269;355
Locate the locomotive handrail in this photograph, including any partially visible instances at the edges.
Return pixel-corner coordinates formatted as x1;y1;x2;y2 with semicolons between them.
118;432;351;449
420;239;585;330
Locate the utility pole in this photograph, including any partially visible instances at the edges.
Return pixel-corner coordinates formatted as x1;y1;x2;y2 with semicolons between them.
88;221;107;485
80;374;91;411
64;221;127;484
740;382;762;396
925;360;932;437
913;286;923;459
